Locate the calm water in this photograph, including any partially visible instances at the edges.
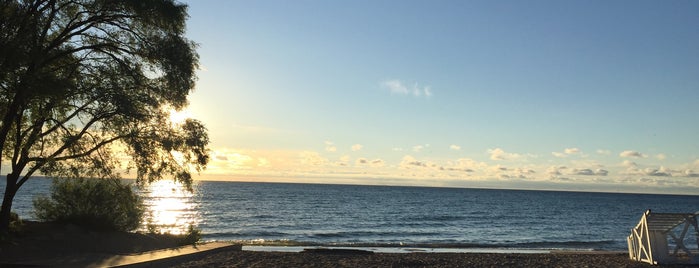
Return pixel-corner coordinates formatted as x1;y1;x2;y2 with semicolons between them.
5;178;699;251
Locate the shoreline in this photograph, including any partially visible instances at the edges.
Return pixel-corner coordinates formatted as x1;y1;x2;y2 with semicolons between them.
240;245;626;254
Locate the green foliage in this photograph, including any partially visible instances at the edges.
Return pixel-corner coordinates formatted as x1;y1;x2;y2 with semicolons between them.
8;211;21;231
0;0;209;231
33;178;145;232
178;225;202;246
0;212;22;240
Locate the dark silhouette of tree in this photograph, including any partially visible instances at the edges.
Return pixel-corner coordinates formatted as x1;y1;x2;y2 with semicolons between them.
0;0;209;232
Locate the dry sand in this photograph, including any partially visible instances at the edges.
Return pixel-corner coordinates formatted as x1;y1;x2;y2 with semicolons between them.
173;248;692;268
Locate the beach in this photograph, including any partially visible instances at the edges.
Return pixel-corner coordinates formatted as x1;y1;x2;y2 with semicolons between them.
174;249;666;268
0;222;689;267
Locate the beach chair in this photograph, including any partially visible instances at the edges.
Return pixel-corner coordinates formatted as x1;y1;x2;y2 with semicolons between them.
627;209;699;265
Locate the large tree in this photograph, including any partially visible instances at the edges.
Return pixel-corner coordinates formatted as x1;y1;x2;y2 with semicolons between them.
0;0;209;232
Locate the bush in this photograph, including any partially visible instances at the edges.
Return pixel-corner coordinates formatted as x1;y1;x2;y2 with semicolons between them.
9;211;22;231
33;178;144;232
178;224;202;246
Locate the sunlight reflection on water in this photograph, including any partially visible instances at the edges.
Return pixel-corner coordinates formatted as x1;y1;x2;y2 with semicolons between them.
140;180;201;235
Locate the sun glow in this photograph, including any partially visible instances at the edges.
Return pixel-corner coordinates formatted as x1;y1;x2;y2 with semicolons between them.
168;109;192;125
141;180;200;235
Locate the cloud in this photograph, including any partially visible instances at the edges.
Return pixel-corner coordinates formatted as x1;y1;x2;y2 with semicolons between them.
337;155;351;166
619;150;646;158
644;167;672;177
552;148;581;158
453;158;487;170
400;155;428;168
622;160;638;168
300;151;328;166
565;148;580;154
356;158;386;167
655;153;667;160
571;168;608;176
596;149;611;155
684;169;699;177
450;145;461;151
380;79;433;97
547;166;567;176
488;148;521;161
351;144;363;152
371;159;385;167
552;152;567;158
324;141;337;152
257;157;270;167
413;144;429;152
381;79;409;94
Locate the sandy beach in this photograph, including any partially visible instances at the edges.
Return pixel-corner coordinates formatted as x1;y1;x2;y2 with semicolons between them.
2;222;694;267
173;249;671;268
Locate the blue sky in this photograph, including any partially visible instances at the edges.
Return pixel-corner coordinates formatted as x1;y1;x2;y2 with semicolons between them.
181;0;699;194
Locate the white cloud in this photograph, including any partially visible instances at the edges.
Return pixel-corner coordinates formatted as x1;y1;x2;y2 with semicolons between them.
644;166;672;177
381;79;409;94
552;152;567;158
565;148;580;154
338;155;351;166
424;87;433;97
596;149;611;155
655;153;667;160
622;160;638;168
355;158;385;167
547;166;567;176
488;148;521;161
324;141;337;152
413;144;429;152
400;155;427;168
449;145;461;151
300;151;328;166
619;150;646;158
351;144;363;152
380;79;433;97
571;168;608;176
552;148;581;158
257;157;270;167
684;169;699;177
370;159;385;167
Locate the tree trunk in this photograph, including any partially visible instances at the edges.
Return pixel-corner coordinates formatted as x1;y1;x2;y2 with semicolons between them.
0;174;18;234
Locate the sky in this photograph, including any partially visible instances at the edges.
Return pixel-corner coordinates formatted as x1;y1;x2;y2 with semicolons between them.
180;0;699;194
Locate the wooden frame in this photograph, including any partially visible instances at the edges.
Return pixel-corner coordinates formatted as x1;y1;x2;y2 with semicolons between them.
628;210;699;265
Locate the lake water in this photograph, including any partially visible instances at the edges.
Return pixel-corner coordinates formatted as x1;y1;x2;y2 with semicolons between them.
5;178;699;251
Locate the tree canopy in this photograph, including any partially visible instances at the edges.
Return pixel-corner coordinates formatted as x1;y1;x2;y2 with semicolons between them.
0;0;209;232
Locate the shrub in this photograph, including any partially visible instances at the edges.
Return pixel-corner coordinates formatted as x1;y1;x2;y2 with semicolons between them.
177;224;202;245
33;178;144;232
9;211;22;231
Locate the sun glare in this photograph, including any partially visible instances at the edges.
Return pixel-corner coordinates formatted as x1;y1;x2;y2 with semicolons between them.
168;109;192;125
142;180;200;235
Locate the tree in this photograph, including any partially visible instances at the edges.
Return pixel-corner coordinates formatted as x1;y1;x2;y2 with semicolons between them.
0;0;209;233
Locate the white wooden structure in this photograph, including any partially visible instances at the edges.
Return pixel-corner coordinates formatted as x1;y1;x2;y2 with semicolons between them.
627;209;699;265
